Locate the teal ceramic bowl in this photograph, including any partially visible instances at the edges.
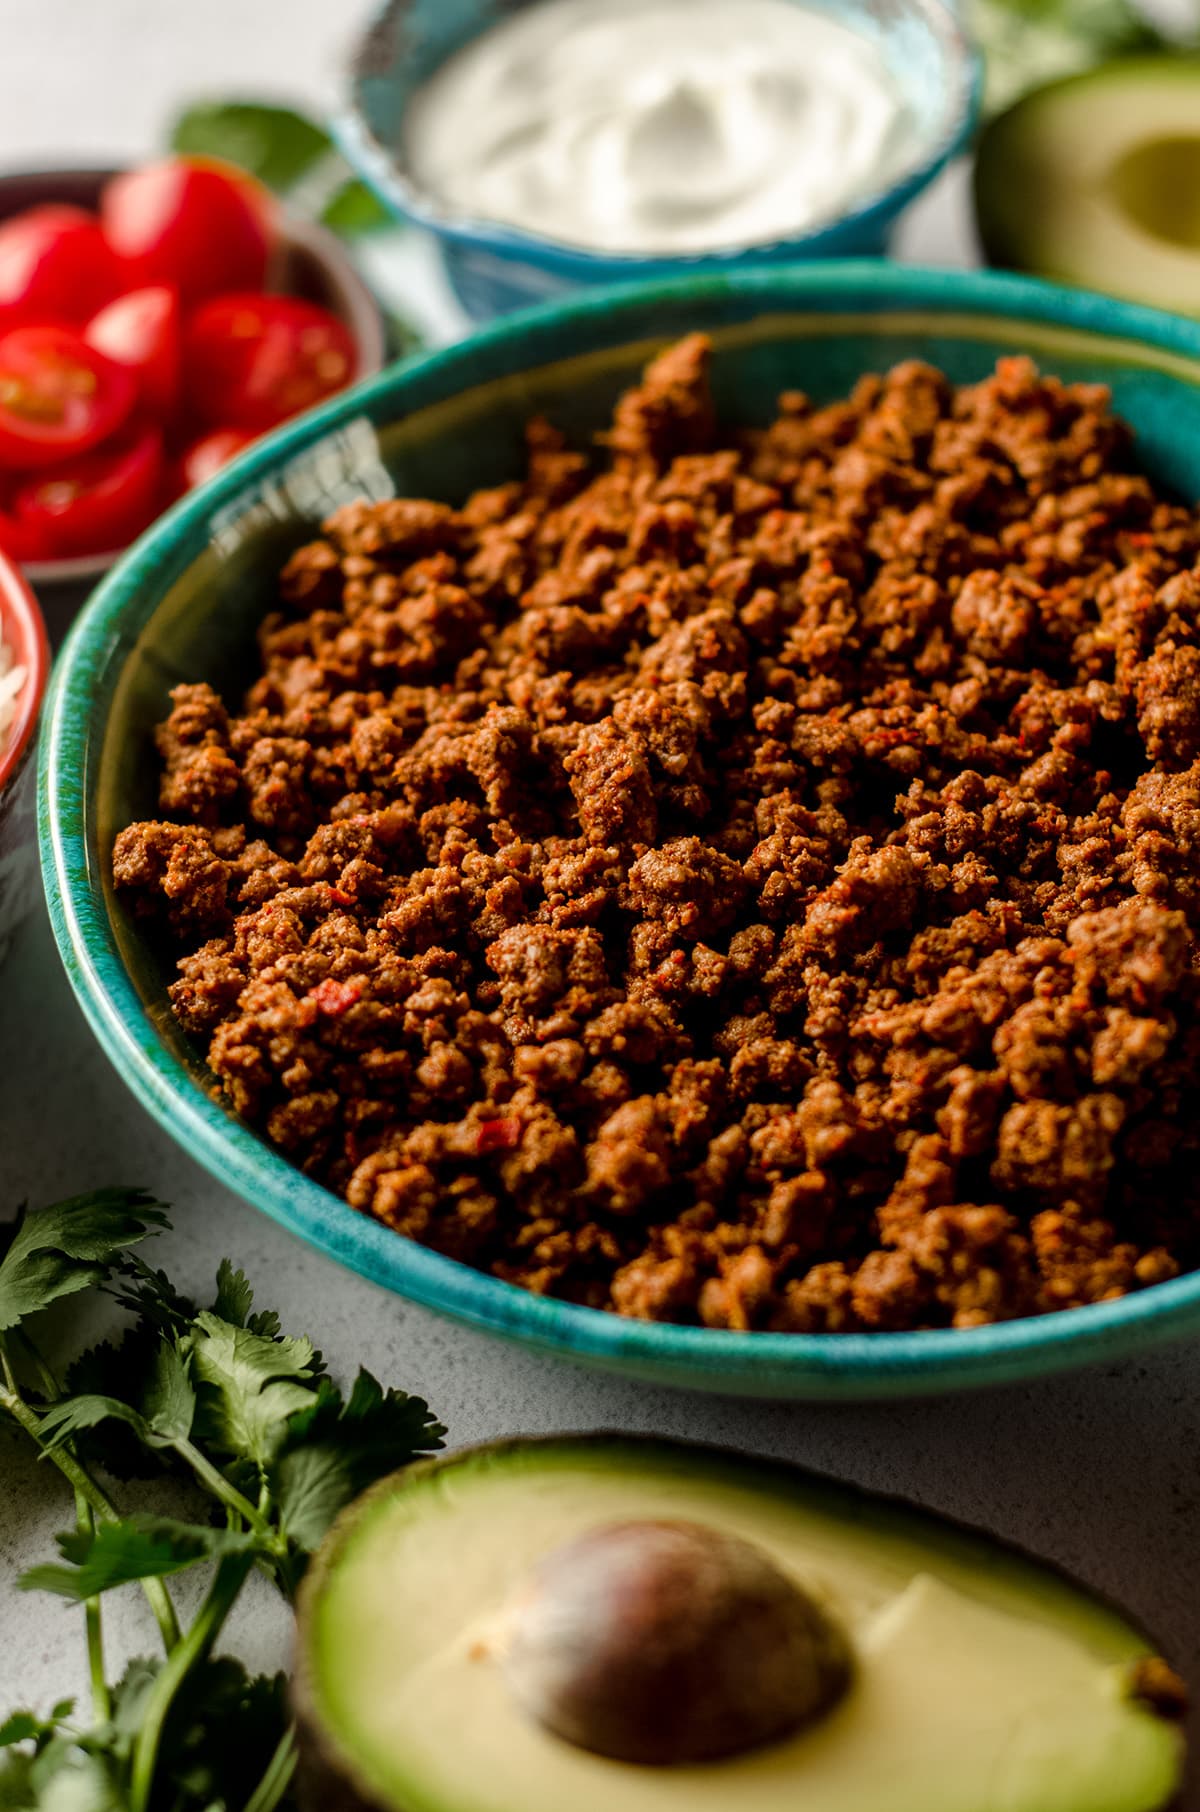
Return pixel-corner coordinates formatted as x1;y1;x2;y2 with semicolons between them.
39;263;1200;1399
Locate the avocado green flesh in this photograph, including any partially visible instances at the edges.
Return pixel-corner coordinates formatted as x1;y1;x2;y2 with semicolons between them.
300;1439;1181;1812
975;56;1200;314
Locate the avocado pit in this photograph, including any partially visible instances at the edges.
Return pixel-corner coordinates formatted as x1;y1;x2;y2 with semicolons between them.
496;1517;852;1765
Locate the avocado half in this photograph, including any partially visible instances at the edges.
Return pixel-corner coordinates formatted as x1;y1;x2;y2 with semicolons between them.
975;55;1200;314
293;1435;1186;1812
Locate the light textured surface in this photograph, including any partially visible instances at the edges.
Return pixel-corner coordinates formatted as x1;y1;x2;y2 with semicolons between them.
1;5;1198;1805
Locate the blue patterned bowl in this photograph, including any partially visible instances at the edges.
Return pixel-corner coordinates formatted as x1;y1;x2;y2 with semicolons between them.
338;0;981;319
39;263;1200;1398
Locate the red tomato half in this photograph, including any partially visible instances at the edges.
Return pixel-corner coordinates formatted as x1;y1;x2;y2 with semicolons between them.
0;204;124;320
101;158;273;304
0;304;33;339
0;507;50;564
181;424;256;489
0;325;136;468
15;424;163;556
184;293;356;431
86;285;181;415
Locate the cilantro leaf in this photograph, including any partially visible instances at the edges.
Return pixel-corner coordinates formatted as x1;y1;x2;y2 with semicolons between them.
107;1659;157;1746
271;1444;355;1554
60;1331;190;1480
0;1720;47;1754
206;1260;302;1344
189;1312;316;1471
0;1751;37;1810
19;1518;257;1602
0;1706;76;1752
283;1366;446;1463
35;1396;153;1454
0;1667;156;1808
40;1340;194;1460
19;1521;250;1603
273;1367;444;1551
0;1194;168;1332
139;1341;195;1445
212;1259;254;1328
147;1658;290;1812
170;101;330;192
106;1255;195;1339
20;1742;123;1812
321;179;391;237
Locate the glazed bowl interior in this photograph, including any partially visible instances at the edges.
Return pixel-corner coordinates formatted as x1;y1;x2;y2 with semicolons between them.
40;263;1200;1399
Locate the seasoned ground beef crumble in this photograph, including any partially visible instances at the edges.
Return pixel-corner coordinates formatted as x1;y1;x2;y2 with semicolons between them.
113;335;1200;1332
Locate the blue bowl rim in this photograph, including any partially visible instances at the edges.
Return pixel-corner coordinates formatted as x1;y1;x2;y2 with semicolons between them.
38;259;1200;1396
336;0;983;275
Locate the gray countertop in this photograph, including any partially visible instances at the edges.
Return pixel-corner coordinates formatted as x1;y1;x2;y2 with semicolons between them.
2;4;1199;1801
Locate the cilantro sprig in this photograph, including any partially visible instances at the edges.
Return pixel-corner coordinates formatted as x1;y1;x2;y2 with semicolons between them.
0;1191;445;1812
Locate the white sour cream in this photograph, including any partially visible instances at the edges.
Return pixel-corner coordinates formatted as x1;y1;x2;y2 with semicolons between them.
404;0;916;255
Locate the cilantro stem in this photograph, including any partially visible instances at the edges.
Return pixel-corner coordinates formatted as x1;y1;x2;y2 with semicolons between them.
15;1331;114;1721
243;1725;298;1812
76;1494;111;1724
128;1551;254;1812
171;1436;279;1543
0;1378;115;1514
0;1358;183;1654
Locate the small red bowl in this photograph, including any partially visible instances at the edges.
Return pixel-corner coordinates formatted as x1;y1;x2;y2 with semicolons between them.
0;546;50;958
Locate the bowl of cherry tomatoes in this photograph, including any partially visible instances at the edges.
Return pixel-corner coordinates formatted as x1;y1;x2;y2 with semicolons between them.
0;159;386;590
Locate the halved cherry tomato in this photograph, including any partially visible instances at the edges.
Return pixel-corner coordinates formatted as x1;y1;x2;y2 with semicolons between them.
15;424;163;556
0;507;50;564
180;424;256;489
184;293;356;431
0;304;32;340
101;158;273;304
0;204;124;320
85;285;181;416
0;325;136;468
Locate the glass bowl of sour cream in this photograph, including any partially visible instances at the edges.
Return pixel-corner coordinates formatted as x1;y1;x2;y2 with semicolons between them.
340;0;981;320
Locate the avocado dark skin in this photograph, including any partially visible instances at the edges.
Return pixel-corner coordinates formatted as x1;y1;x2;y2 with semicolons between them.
292;1435;1189;1812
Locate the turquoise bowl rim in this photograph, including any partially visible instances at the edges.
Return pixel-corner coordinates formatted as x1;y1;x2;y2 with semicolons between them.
38;261;1200;1399
336;0;983;279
